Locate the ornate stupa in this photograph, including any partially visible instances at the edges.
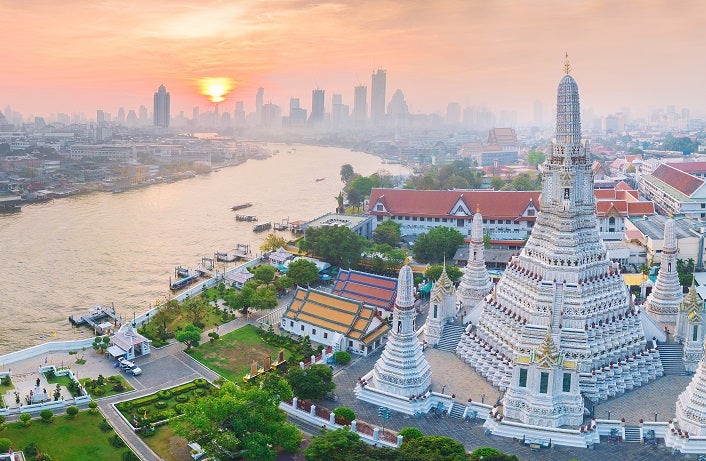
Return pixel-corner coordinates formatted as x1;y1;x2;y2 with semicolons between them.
458;56;662;402
644;218;682;322
357;264;431;408
457;210;494;318
425;262;457;346
675;280;705;372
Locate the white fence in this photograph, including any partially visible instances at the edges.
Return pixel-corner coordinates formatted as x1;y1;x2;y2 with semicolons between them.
0;338;96;368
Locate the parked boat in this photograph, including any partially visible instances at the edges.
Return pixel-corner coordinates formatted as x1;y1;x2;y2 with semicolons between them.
235;214;257;222
231;202;253;211
253;222;272;232
234;243;250;259
0;195;22;212
315;177;325;182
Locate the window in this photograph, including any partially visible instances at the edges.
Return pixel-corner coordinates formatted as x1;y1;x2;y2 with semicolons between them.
562;373;571;392
433;305;438;318
419;217;425;222
435;218;440;222
412;217;417;221
694;325;699;342
324;332;328;339
300;325;305;331
312;329;317;335
442;218;448;222
405;216;410;221
376;204;384;211
377;215;382;222
539;372;549;394
457;218;464;227
348;340;353;347
519;368;528;387
290;321;294;327
527;209;535;217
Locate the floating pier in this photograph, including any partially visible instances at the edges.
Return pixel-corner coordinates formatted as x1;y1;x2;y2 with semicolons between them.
68;304;120;332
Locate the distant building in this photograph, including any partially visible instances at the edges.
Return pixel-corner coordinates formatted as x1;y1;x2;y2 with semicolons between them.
289;98;307;126
625;214;706;268
309;89;325;124
638;163;706;218
352;85;368;123
153;84;170;129
331;93;348;126
255;87;264;124
446;102;461;125
302;212;374;239
371;69;386;123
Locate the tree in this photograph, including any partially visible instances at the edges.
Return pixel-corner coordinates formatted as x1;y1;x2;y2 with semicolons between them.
489;176;505;191
300;226;367;267
340;164;355;184
347;188;363;211
275;275;295;292
252;285;278;310
175;324;202;350
372;220;402;247
182;297;209;328
332;350;351;365
412;227;465;264
470;446;519;461
345;176;375;205
19;413;31;427
399;427;424;441
260;233;288;253
65;405;79;419
335;191;345;213
286;259;320;287
253;264;276;285
0;438;11;453
425;264;462;283
333;407;355;425
304;428;366;461
397;435;469;461
662;133;699;154
526;150;546;168
40;409;54;423
173;382;301;461
507;172;541;191
286;364;335;400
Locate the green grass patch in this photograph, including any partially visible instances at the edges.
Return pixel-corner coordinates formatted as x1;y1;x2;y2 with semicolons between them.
0;376;14;392
80;375;134;398
186;324;290;382
116;379;214;425
1;410;128;460
44;373;74;388
142;423;192;461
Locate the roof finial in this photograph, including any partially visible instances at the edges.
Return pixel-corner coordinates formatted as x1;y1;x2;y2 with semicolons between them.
476;203;481;213
563;52;571;75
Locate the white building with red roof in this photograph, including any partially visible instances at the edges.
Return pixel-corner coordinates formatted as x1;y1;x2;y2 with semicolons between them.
638;163;706;218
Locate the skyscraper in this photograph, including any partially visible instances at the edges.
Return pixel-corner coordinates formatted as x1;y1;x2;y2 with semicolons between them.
352;85;368;122
153;84;170;128
371;68;386;123
255;87;264;125
309;89;325;124
331;93;348;126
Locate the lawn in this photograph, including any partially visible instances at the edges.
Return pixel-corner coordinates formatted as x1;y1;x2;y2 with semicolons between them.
1;410;133;461
80;374;134;398
142;423;192;461
187;324;290;382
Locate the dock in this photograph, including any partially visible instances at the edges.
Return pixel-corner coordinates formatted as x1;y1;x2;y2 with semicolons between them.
215;251;238;262
68;304;120;332
273;218;289;231
253;222;272;232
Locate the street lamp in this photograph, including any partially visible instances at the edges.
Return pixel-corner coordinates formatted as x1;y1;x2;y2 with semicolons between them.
378;406;392;436
654;412;659;422
481;393;485;404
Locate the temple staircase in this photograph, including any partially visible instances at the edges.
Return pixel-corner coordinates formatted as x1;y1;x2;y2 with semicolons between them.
436;324;465;352
449;402;466;419
623;426;642;443
657;341;686;375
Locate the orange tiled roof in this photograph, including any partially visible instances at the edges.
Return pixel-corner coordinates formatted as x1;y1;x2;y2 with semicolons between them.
652;164;704;196
332;269;397;311
283;287;389;344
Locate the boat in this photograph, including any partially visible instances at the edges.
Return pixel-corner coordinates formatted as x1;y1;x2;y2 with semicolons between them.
175;265;191;278
0;195;22;212
315;177;326;182
235;214;257;222
231;202;253;211
253;222;272;232
273;218;289;231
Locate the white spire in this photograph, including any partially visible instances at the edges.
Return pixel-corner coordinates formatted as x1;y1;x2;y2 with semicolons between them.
396;264;415;310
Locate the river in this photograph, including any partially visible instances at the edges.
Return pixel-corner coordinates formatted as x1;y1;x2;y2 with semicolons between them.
0;144;405;354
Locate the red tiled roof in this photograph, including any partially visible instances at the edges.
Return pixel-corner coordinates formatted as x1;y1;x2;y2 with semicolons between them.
652;164;705;196
614;181;633;191
667;162;706;175
368;189;539;220
332;269;397;311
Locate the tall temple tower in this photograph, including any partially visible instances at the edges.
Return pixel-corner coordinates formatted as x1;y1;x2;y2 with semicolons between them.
458;56;662;403
644;218;682;322
675;280;705;372
425;263;457;346
367;264;431;397
457;210;494;316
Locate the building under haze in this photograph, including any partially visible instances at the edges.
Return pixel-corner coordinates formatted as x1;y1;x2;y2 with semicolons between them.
153;84;170;129
352;85;368;123
371;68;386;124
309;89;325;124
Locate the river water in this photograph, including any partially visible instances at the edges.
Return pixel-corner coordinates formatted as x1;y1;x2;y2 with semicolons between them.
0;144;401;354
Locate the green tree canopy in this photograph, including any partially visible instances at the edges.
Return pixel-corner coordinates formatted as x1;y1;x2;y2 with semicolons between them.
397;435;469;461
489;176;506;191
372;220;402;247
404;160;484;190
175;323;202;350
662;134;699;154
253;264;276;285
398;427;424;441
340;164;356;184
286;363;335;400
346;176;375;207
506;172;542;191
300;226;368;267
173;382;301;461
412;227;465;264
286;259;320;287
526;150;546;168
260;233;288;253
425;264;462;283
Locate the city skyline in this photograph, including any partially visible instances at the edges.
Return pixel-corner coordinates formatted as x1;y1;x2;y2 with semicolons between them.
2;1;705;120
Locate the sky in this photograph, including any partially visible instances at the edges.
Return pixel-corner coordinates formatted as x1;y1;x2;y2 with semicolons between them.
1;0;705;122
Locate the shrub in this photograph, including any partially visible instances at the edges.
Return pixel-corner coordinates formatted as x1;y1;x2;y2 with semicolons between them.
137;407;149;415
399;427;424;441
0;438;11;453
45;369;56;380
116;402;130;411
192;388;207;397
19;413;31;427
40;409;54;423
0;376;10;386
92;387;105;396
123;451;140;461
88;401;99;414
0;416;4;425
109;434;126;448
208;332;220;342
194;378;208;388
157;390;172;400
174;404;186;415
175;394;189;403
332;351;352;365
99;419;113;432
65;406;79;419
333;407;356;425
154;401;168;410
36;453;53;461
112;383;125;392
23;442;38;457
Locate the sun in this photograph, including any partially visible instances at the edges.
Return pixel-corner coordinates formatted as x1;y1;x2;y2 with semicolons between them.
198;77;235;103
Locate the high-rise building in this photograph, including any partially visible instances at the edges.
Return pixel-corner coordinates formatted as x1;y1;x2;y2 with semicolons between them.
153;84;170;128
446;102;461;125
234;101;245;126
139;105;148;125
309;89;325;124
331;93;348;126
117;107;125;124
289;98;307;126
352;85;367;122
371;68;386;123
255;87;264;124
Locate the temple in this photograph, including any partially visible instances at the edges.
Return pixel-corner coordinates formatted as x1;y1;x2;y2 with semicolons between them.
675;280;705;372
457;57;663;412
456;210;494;324
643;218;683;323
424;263;457;347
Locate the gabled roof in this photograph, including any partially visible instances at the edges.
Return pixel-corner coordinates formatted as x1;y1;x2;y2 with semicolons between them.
667;161;706;175
283;288;389;345
652;164;705;197
332;269;397;312
368;188;540;220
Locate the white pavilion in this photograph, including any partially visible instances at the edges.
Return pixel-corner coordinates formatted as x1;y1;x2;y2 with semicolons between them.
675;280;706;372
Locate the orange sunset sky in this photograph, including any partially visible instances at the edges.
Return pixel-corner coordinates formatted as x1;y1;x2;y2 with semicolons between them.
1;0;705;121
